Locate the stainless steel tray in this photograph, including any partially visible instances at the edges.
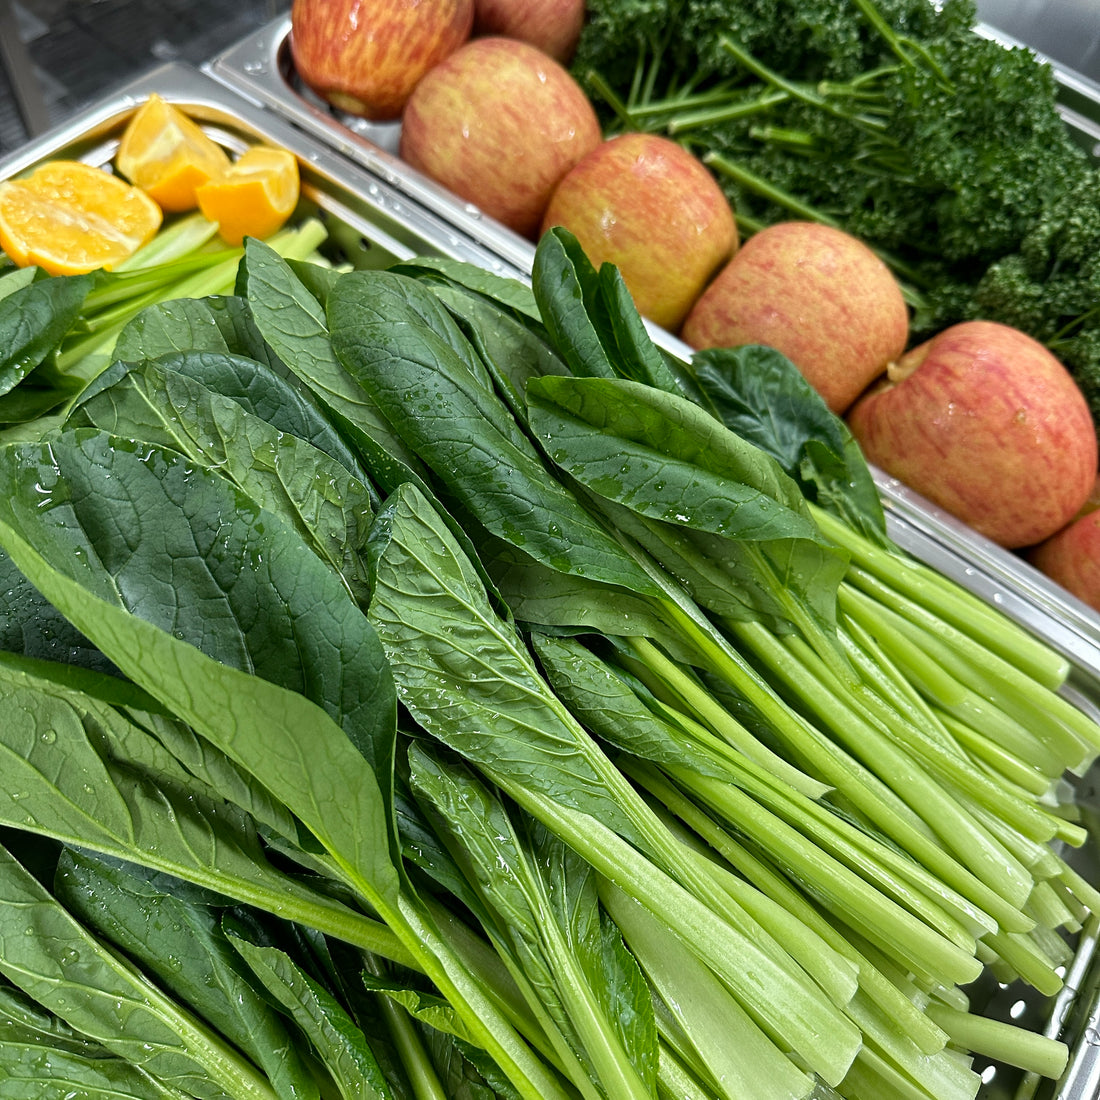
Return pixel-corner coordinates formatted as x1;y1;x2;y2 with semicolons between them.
205;17;540;282
206;13;1100;226
6;57;1100;1100
0;62;542;286
205;17;1100;701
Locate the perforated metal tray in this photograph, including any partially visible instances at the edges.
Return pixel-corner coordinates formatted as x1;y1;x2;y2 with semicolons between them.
6;56;1100;1100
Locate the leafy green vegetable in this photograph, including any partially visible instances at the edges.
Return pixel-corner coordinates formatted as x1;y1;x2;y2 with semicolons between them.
526;373;849;643
366;480;864;1087
225;915;398;1100
0;1041;190;1099
0;657;408;963
0;841;280;1100
0;220;1092;1100
70;358;378;604
531;229;684;396
409;740;659;1100
0;270;92;398
113;294;273;368
328;269;660;598
0;429;569;1100
56;850;322;1100
238;238;423;477
688;344;886;541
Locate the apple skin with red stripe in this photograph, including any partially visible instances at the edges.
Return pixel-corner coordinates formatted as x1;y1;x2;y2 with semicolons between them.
290;0;474;121
472;0;586;63
1030;505;1100;614
540;133;738;332
847;320;1098;550
680;221;909;416
399;36;602;239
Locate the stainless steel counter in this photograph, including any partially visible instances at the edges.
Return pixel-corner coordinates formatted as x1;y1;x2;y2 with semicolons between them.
976;0;1100;84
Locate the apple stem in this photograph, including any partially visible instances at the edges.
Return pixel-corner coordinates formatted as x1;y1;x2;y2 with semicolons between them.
885;356;918;383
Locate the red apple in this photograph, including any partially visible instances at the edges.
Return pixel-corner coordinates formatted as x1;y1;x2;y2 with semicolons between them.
1029;504;1100;614
472;0;586;63
540;133;738;332
399;37;601;238
290;0;474;121
680;221;909;415
847;320;1098;550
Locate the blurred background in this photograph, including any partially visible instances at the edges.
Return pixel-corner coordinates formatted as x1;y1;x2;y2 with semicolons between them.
0;0;288;154
1;0;1098;158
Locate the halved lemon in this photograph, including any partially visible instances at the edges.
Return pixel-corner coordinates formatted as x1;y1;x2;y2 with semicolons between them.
116;93;231;213
195;146;301;246
0;159;163;275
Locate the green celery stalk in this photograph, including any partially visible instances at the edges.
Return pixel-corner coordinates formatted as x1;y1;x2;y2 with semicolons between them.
631;762;952;1057
603;881;817;1100
810;505;1069;690
732;616;1038;916
925;1003;1068;1080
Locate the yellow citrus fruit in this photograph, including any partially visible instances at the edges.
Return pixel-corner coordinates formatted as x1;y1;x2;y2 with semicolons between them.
116;93;231;212
0;159;163;276
196;146;300;246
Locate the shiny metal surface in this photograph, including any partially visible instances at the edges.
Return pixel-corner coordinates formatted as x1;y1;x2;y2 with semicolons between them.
976;0;1100;85
0;59;538;283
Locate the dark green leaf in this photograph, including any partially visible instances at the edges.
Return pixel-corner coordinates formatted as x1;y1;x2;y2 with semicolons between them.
483;539;688;655
592;261;683;394
0;272;92;398
391;256;541;321
114;294;276;369
0;265;38;302
0;660;395;956
0;433;404;914
143;349;369;482
69;359;377;603
0;545;112;672
427;282;568;425
367;482;642;841
529;632;724;778
0;976;104;1056
531;228;682;395
0;428;394;776
330;272;658;597
691;345;887;541
0;379;77;426
56;850;321;1100
0;1040;189;1099
239;239;422;474
526;375;848;636
530;228;616;381
0;841;275;1100
225;918;397;1100
417;1024;507;1100
286;258;342;308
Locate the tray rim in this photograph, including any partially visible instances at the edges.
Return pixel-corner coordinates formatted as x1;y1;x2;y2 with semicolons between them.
0;59;538;283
